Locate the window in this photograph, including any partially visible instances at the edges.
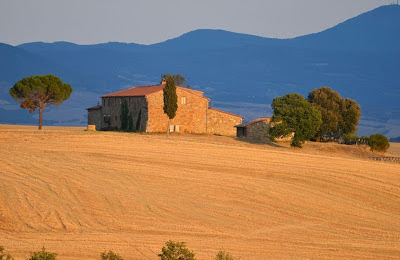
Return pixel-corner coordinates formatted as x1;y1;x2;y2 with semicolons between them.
181;96;187;105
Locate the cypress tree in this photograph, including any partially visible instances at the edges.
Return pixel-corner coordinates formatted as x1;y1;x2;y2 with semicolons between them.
163;75;178;136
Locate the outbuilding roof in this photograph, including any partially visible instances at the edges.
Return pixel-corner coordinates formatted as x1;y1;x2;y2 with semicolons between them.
86;105;102;110
235;117;271;127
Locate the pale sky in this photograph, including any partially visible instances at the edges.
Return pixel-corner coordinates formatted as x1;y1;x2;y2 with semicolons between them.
0;0;393;45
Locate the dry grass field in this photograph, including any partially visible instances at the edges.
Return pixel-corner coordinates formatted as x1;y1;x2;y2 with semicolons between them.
0;125;399;259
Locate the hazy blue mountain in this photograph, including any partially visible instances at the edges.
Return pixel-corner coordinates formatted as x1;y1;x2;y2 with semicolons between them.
1;5;399;136
389;136;400;143
290;5;400;52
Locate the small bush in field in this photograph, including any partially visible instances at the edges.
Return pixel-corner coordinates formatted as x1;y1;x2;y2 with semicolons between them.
215;250;236;260
0;245;14;260
158;241;195;260
100;250;123;260
27;247;57;260
369;133;390;152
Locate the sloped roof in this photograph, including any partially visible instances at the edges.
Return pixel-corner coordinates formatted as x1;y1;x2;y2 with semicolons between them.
102;84;165;97
235;117;271;127
86;105;102;110
102;84;205;98
209;107;243;118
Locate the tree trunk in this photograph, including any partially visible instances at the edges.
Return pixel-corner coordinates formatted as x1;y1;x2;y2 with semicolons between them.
38;106;43;130
167;118;170;137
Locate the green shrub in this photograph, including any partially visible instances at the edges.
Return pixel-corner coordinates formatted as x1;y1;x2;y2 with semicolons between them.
0;246;14;260
27;247;57;260
100;250;123;260
215;250;236;260
158;241;195;260
369;134;390;152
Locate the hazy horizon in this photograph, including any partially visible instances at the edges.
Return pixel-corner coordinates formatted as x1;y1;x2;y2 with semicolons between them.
0;0;394;46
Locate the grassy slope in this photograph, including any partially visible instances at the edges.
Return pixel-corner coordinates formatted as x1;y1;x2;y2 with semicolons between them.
0;125;399;259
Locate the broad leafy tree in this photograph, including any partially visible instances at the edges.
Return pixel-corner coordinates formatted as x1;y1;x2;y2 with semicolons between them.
270;93;322;147
307;87;341;136
0;245;14;260
100;250;123;260
158;241;195;260
163;75;178;136
9;75;72;130
369;134;390;152
308;87;361;137
339;97;361;136
27;247;57;260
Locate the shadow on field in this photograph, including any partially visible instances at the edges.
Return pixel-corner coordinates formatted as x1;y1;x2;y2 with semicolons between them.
235;137;285;148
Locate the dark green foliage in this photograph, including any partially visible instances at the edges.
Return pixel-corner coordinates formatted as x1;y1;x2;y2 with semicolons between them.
128;113;133;131
162;74;186;86
27;247;57;260
100;250;123;260
135;109;142;131
342;133;360;145
163;75;178;136
339;98;361;135
0;245;14;260
369;133;390;152
308;87;361;137
163;75;178;119
270;93;322;147
307;87;341;136
158;241;195;260
120;100;129;130
215;250;236;260
9;75;72;130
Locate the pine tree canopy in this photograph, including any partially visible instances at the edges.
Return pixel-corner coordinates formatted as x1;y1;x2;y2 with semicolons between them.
9;74;72;130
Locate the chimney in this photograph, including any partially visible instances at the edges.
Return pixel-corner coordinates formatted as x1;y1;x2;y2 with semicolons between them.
161;78;166;85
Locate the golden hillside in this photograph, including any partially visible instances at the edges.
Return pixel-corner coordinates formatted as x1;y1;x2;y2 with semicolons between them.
0;125;399;259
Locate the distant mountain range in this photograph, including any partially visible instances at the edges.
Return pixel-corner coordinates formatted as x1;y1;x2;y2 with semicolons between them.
1;5;399;137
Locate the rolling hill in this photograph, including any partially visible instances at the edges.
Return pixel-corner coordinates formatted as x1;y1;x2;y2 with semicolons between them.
0;125;399;259
0;5;399;136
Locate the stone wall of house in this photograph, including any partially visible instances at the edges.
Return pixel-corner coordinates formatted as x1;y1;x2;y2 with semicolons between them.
146;87;209;133
101;96;148;131
246;118;272;140
207;108;243;136
87;108;102;130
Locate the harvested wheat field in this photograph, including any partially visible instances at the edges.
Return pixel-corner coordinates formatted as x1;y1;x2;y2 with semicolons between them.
0;125;399;259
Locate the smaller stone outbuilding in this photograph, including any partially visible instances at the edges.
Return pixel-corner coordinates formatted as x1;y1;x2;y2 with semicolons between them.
236;117;294;142
235;117;272;141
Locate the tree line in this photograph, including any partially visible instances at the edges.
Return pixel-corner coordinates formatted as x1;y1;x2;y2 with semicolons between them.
269;87;389;151
0;241;237;260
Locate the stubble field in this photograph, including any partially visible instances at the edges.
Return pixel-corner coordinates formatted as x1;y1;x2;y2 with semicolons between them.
0;125;399;259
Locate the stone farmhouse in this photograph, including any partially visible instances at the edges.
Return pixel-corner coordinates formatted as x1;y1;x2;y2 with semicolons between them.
87;81;243;136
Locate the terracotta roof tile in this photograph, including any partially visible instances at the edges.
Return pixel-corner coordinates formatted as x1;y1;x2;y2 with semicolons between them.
102;84;165;97
209;107;243;118
102;84;206;98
